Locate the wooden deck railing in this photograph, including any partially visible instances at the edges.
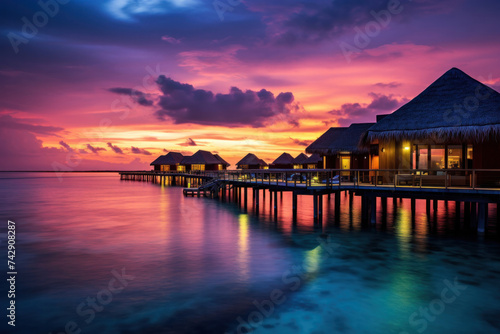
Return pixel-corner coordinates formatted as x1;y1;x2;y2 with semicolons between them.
139;168;500;191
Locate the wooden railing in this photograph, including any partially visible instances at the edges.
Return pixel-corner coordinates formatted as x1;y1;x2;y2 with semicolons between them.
144;168;500;190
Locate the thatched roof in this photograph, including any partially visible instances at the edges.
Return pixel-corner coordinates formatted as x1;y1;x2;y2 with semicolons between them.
150;152;184;166
293;153;309;164
271;152;295;165
364;68;500;143
307;123;374;155
304;153;322;164
236;153;267;166
181;150;221;165
214;154;230;166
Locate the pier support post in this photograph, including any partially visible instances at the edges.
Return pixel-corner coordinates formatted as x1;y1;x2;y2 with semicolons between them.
478;202;487;234
313;193;318;222
274;190;278;219
433;199;438;212
497;203;500;233
361;195;369;225
411;198;416;222
255;188;259;209
370;196;377;225
292;191;298;221
244;187;248;211
455;201;461;224
393;196;397;208
464;202;471;228
318;194;323;224
471;202;477;228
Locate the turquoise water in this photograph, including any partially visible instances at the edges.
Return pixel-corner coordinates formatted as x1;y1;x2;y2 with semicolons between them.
0;172;499;334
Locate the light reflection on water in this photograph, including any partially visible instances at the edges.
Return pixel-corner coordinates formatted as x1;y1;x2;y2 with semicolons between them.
0;173;499;334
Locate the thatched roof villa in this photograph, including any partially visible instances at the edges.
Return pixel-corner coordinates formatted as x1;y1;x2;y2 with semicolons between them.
292;153;309;169
270;152;295;169
236;153;268;169
180;150;229;171
362;67;500;185
150;152;184;171
303;153;323;169
307;123;374;171
150;150;229;172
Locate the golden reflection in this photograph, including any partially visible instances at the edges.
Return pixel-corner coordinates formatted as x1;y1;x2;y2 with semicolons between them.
238;214;250;281
159;185;168;236
304;245;321;273
395;206;412;259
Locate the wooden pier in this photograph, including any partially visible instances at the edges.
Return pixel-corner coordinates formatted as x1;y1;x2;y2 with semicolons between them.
119;168;500;234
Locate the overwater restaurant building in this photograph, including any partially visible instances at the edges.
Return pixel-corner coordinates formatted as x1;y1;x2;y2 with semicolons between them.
362;68;500;185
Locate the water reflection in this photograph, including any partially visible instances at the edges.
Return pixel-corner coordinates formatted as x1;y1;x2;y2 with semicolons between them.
238;214;250;282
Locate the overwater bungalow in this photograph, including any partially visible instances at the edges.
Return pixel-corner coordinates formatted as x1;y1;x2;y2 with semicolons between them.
306;123;374;174
362;68;500;186
270;152;295;169
303;153;323;169
176;150;229;172
236;153;268;169
150;152;184;171
292;153;309;169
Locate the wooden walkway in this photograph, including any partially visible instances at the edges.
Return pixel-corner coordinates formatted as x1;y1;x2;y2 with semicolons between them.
119;169;500;233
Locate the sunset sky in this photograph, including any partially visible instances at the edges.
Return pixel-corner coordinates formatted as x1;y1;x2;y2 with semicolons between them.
1;0;499;170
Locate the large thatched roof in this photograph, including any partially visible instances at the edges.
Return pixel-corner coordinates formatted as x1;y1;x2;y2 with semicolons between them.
236;153;267;166
271;152;295;165
150;152;184;165
293;153;309;164
364;68;500;143
307;123;374;155
181;150;221;165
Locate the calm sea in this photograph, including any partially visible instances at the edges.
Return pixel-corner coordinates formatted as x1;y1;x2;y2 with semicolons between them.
0;172;499;334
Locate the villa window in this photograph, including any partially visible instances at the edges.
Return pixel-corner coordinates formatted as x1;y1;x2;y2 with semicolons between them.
177;165;186;172
192;164;205;171
218;164;223;170
430;145;445;170
418;146;428;169
447;145;462;169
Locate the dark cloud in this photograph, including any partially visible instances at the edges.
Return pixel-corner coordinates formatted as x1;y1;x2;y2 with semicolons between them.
329;92;407;126
374;82;402;88
108;87;154;106
86;144;107;154
78;149;88;154
154;76;300;127
107;142;124;154
178;138;197;147
268;0;458;46
59;141;73;151
290;137;313;146
131;146;152;155
0;115;63;136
